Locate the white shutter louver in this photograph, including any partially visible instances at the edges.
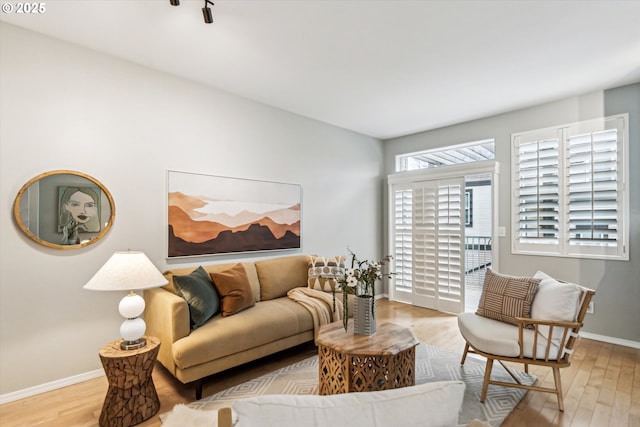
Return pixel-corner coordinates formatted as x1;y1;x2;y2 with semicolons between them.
516;138;560;245
436;184;463;306
393;189;413;292
567;129;618;246
412;186;437;299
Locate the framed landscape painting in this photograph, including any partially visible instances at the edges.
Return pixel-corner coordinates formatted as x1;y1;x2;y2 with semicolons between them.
167;171;301;258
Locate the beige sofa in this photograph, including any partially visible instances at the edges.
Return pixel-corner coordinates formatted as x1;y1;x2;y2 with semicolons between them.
146;255;323;399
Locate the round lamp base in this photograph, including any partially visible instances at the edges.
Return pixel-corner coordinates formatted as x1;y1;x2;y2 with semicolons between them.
120;337;147;351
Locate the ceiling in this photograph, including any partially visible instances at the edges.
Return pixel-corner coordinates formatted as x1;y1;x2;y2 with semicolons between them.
2;0;640;140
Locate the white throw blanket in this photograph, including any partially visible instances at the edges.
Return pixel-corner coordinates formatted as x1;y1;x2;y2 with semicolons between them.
287;287;342;342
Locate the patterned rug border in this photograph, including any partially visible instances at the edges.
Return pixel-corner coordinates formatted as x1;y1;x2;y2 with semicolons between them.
185;343;536;427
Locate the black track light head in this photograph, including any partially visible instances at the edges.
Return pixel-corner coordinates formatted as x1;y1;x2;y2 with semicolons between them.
202;0;214;24
170;0;180;6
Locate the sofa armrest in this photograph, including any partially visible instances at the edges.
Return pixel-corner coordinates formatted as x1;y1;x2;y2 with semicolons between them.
144;287;190;373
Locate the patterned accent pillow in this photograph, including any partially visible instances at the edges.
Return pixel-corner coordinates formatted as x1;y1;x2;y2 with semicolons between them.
476;268;540;326
307;255;346;292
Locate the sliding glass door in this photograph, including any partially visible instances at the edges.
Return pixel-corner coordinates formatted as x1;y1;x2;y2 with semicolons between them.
388;161;499;314
390;177;464;313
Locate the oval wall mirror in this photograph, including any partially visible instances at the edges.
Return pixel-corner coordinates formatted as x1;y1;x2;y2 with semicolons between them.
13;170;116;249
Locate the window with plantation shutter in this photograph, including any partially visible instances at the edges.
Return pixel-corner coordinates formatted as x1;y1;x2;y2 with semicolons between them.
512;114;629;260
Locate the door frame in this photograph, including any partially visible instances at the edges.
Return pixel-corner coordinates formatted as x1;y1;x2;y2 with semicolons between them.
387;160;500;312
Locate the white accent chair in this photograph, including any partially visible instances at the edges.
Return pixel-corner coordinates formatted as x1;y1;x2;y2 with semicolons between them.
458;271;595;411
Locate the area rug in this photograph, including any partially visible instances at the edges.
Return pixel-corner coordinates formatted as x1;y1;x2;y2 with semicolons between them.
181;343;535;427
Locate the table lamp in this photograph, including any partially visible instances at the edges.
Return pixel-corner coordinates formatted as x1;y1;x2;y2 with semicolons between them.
84;251;168;350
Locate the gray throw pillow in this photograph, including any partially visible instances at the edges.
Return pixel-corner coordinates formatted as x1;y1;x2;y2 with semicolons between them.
173;266;220;328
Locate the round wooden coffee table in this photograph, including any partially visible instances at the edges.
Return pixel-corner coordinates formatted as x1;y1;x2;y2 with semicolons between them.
317;321;418;395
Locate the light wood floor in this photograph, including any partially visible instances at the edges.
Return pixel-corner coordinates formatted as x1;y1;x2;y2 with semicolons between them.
1;299;638;426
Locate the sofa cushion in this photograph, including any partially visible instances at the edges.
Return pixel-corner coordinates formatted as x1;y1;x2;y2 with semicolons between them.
476;269;539;326
172;298;314;370
307;255;345;292
210;263;255;317
173;266;220;329
255;255;309;301
232;381;465;427
458;312;562;360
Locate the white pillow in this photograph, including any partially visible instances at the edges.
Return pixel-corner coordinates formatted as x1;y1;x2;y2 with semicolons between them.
233;381;465;427
531;271;582;344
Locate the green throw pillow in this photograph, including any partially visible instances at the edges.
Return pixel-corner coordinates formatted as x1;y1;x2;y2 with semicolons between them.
173;266;220;329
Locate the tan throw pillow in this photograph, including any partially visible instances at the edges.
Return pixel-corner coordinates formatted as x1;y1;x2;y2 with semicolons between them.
308;255;346;292
476;269;540;326
210;263;255;317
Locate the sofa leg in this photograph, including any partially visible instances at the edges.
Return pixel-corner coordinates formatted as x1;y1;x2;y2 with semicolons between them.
461;343;470;365
480;358;494;403
195;379;203;400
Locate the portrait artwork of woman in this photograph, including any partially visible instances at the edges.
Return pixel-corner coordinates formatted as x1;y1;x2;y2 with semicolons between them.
58;186;101;245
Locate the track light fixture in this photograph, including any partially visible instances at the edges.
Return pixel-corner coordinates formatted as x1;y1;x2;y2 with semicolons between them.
202;0;214;24
168;0;215;24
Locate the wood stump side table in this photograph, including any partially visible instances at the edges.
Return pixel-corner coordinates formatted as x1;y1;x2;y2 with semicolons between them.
98;336;160;427
317;321;418;395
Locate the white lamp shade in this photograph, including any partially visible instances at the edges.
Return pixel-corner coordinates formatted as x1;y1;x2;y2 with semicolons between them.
120;317;146;342
84;251;166;349
119;293;146;319
84;251;168;291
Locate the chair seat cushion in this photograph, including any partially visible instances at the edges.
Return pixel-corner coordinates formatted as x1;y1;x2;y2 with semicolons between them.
458;312;561;360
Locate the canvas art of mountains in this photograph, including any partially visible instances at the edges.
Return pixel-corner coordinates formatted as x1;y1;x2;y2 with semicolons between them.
168;191;301;257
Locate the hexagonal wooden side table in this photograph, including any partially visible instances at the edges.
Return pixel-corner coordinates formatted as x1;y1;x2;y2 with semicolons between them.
98;336;160;427
317;321;418;395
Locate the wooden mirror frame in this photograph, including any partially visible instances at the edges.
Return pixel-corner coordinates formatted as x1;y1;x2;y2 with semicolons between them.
13;170;116;250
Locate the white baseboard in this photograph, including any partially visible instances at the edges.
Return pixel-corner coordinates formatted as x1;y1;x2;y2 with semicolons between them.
0;369;104;405
580;332;640;349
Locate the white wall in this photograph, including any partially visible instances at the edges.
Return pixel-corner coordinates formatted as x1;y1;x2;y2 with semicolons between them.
384;84;640;344
0;23;384;395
